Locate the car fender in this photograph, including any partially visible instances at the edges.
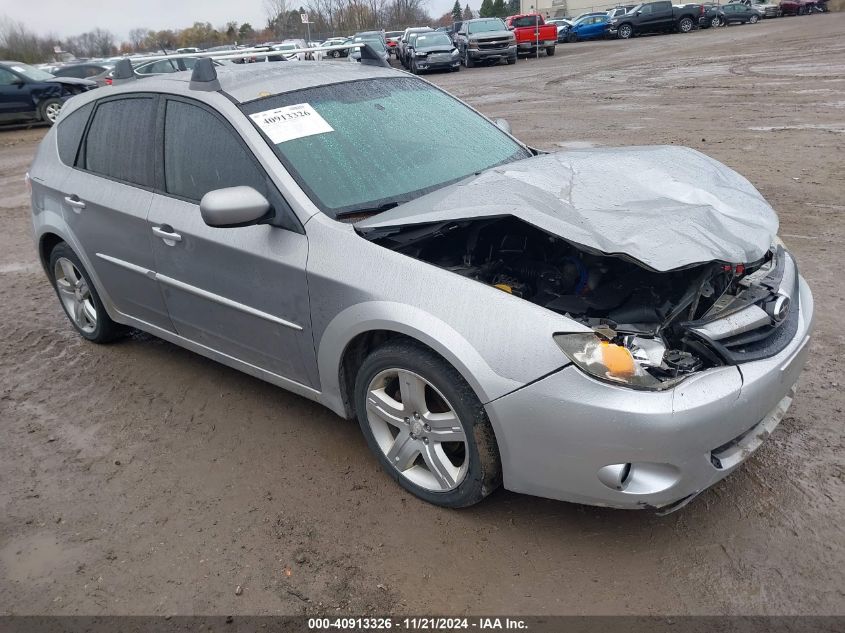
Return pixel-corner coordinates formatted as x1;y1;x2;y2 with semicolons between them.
29;84;65;109
316;300;520;417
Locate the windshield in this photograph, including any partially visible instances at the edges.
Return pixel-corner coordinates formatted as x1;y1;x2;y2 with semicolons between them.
241;77;531;218
415;33;453;47
468;19;506;34
8;63;54;81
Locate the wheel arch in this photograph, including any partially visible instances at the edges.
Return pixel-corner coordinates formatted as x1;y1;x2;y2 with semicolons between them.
316;301;522;420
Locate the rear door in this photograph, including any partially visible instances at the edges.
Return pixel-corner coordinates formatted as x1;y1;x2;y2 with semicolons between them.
147;96;317;387
60;94;173;330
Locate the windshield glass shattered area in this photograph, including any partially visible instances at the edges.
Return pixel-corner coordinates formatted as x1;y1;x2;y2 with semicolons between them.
240;77;531;218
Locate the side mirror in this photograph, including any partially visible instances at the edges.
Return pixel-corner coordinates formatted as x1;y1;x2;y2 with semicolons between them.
494;118;512;134
636;10;642;14
200;186;271;228
508;25;516;30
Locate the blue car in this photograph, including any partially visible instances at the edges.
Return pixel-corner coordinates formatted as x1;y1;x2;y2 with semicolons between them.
0;61;96;126
565;14;610;42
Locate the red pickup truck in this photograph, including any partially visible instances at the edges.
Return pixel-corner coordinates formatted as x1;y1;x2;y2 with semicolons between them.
504;14;558;57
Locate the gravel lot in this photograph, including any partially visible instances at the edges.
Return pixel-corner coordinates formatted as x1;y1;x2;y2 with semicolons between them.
1;14;843;617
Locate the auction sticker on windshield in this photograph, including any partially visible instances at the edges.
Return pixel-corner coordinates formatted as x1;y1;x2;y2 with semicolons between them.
249;103;334;144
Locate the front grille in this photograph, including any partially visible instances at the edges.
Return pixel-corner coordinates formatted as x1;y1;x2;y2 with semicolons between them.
682;247;800;364
478;38;510;49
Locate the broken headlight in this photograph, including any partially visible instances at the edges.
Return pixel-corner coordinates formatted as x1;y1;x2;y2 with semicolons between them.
554;333;686;391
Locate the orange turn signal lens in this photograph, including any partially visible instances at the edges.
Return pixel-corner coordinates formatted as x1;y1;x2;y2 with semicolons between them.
600;341;636;377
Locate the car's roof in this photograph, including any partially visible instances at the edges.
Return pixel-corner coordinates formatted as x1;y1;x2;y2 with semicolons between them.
115;60;401;104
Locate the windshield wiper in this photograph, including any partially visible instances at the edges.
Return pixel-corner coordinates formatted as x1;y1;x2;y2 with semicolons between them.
335;201;401;219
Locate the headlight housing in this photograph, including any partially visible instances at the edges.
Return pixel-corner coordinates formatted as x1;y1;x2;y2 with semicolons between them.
554;333;686;391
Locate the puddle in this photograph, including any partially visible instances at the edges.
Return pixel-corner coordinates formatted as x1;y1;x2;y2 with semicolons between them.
0;533;82;584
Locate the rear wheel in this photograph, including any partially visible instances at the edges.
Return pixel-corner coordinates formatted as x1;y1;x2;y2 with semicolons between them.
331;50;341;58
749;13;759;22
354;341;501;508
618;23;633;38
710;15;722;26
678;16;694;32
49;243;127;343
546;45;556;56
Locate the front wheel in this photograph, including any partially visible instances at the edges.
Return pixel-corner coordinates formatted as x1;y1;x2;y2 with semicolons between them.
331;50;341;58
465;53;475;68
749;13;759;22
678;16;694;32
566;31;578;43
39;98;63;125
506;55;516;65
617;23;633;39
710;15;722;27
354;341;502;508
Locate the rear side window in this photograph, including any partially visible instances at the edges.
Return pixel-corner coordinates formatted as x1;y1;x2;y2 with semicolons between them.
163;99;266;202
84;97;156;187
56;102;93;166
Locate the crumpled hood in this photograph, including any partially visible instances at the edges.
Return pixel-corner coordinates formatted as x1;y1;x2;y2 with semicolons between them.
356;146;779;271
45;77;95;88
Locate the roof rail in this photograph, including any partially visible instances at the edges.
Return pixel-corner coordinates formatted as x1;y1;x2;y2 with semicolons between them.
189;57;221;91
112;58;136;84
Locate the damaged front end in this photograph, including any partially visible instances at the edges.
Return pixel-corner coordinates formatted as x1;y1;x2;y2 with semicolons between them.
359;216;798;390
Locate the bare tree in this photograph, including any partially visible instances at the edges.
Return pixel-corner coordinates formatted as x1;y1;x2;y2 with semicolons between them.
0;16;56;63
129;27;151;51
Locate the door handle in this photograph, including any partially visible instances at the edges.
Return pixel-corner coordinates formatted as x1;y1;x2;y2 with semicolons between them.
152;225;182;244
64;195;86;210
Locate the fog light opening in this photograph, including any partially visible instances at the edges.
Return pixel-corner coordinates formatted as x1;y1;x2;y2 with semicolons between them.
597;463;633;491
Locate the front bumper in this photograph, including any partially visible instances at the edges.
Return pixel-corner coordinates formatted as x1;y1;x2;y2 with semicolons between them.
414;56;460;70
468;45;517;61
485;275;814;510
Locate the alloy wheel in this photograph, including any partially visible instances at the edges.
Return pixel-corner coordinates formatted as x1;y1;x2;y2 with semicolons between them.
364;368;469;492
45;102;62;123
54;257;97;333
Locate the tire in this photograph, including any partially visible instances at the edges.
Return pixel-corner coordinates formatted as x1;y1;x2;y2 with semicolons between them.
48;243;127;343
545;46;555;56
506;55;516;65
465;53;475;68
331;50;341;58
39;98;63;125
354;340;501;508
678;16;694;32
750;13;759;22
566;31;578;43
451;64;461;71
710;15;722;27
617;23;633;39
410;59;418;74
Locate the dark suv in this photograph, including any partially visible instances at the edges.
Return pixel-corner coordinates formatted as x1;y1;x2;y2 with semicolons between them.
0;61;96;126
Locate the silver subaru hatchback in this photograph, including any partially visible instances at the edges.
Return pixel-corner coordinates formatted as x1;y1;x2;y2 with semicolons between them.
29;57;813;511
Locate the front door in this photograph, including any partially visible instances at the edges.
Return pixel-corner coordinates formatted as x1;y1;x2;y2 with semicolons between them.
148;96;317;388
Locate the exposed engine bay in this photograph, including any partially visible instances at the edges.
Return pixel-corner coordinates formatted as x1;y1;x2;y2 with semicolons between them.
361;216;796;384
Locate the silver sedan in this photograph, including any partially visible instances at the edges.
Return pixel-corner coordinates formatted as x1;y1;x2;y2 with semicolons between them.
28;57;813;511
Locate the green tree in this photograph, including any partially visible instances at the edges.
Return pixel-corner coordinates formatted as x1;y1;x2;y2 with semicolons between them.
479;0;493;17
507;0;519;13
452;0;463;20
492;0;506;16
238;23;255;40
463;4;473;18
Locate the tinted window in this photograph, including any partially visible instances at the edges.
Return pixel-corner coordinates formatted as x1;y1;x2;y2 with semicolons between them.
84;97;156;187
57;102;93;166
164;99;266;202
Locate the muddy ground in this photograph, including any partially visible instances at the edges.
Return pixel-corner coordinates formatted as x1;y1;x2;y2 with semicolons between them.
1;14;843;617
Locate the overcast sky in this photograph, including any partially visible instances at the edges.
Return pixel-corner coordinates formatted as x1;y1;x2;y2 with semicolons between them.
4;0;457;40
